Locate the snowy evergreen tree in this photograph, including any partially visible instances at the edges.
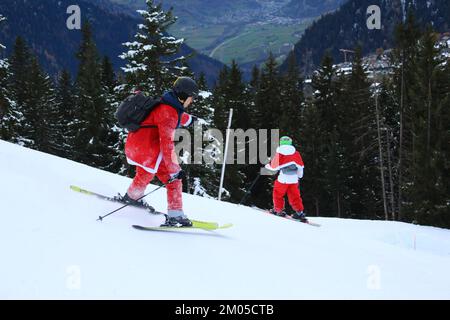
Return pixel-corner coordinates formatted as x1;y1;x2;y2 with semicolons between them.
53;70;76;159
7;36;56;151
238;65;263;207
310;52;343;217
72;21;120;172
342;47;379;219
407;27;450;227
7;36;31;143
0;13;8;115
189;73;212;121
182;73;220;198
0;14;16;141
254;53;282;130
391;12;422;221
375;78;399;221
5;36;57;151
297;99;322;217
226;60;250;130
245;54;284;209
23;57;56;152
117;0;186;98
211;62;250;203
101;56;116;94
101;55;124;173
249;65;260;95
279;52;304;143
212;66;230;130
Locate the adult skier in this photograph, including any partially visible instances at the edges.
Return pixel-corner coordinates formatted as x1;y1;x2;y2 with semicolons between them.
118;77;199;227
265;136;307;222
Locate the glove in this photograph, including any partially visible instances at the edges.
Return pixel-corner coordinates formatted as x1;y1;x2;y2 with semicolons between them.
297;167;304;179
186;116;197;127
183;115;198;127
169;170;186;182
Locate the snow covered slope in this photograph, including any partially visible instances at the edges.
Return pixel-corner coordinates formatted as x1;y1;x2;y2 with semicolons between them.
1;139;450;299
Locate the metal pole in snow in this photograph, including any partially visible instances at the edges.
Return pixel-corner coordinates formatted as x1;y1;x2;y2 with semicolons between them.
218;108;233;201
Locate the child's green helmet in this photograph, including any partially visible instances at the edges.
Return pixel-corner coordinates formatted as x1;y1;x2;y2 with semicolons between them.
279;136;293;146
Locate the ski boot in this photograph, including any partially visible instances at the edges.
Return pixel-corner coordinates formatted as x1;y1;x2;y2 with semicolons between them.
269;209;286;217
291;211;308;223
115;193;155;213
162;210;193;227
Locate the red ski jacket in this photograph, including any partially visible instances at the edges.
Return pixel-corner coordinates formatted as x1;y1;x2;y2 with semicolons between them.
125;92;192;174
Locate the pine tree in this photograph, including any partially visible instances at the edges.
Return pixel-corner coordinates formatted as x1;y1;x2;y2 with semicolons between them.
278;52;310;214
23;57;56;152
0;14;16;141
118;0;185;98
240;65;263;207
189;73;211;121
73;21;120;172
392;11;422;221
7;38;56;151
249;65;260;94
408;27;450;227
53;70;76;159
8;37;32;143
101;55;123;172
0;55;9;136
211;62;248;203
279;52;304;143
0;13;8;116
436;53;450;228
246;65;260;129
183;73;219;198
342;46;380;219
311;52;336;133
224;61;249;203
212;66;230;130
298;99;322;216
226;60;250;130
101;56;116;93
255;53;282;130
310;52;344;217
376;77;400;221
246;65;259;117
251;53;283;209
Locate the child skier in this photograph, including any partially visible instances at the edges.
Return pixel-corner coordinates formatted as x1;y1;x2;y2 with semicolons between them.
118;77;199;227
265;136;307;222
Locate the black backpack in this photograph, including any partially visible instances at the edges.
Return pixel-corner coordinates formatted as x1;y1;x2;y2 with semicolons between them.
115;92;160;132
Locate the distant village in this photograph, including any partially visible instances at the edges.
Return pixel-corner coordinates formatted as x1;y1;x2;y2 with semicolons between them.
303;32;450;97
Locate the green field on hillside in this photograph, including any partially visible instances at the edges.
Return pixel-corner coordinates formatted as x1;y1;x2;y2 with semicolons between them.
110;0;315;67
169;24;229;52
205;20;313;65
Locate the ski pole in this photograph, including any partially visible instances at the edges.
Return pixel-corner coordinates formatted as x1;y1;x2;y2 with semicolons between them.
239;172;261;205
97;184;166;222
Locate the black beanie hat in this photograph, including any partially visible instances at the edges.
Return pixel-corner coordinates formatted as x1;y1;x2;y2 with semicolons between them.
173;77;199;100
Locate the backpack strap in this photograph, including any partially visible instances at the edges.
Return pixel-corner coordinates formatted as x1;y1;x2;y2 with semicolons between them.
138;102;183;130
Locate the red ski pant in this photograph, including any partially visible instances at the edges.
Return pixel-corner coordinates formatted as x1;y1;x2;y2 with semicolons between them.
273;180;304;213
127;165;182;211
